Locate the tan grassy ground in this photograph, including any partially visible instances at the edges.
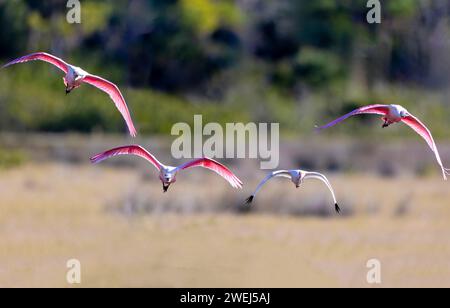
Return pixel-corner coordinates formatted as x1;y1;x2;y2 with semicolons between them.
1;163;450;287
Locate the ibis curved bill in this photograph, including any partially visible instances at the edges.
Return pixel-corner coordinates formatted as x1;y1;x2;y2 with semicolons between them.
245;169;340;213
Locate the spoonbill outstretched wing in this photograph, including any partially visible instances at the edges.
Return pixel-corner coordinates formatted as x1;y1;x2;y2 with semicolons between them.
316;104;449;180
315;104;389;131
91;145;243;192
90;145;162;171
401;115;450;180
2;52;69;73
177;158;243;189
2;52;137;137
82;75;137;137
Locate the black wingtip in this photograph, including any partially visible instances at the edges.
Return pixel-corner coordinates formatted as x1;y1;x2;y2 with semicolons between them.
335;203;341;214
244;196;254;205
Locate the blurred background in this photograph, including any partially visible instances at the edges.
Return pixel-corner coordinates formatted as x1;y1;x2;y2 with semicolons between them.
1;0;450;287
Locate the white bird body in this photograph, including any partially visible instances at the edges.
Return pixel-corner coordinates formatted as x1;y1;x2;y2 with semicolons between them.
246;169;340;213
90;145;243;192
316;103;450;180
386;104;406;121
159;165;179;190
382;104;410;126
2;52;137;137
64;65;89;92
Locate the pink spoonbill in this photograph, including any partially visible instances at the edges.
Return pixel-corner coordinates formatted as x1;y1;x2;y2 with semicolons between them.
90;145;243;192
2;52;137;137
245;170;340;213
316;104;450;180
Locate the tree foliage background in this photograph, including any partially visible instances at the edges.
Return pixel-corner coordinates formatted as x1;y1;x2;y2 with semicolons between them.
1;0;450;137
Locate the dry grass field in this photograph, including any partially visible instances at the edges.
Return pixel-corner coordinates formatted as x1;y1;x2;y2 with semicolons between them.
1;160;450;288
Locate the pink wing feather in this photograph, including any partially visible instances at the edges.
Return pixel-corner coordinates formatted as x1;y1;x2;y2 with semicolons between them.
402;115;449;180
316;104;390;131
2;52;69;73
178;158;243;189
82;75;137;137
90;145;162;171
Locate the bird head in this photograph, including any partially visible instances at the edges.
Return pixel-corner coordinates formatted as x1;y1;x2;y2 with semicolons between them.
160;171;176;193
399;110;409;118
292;172;302;188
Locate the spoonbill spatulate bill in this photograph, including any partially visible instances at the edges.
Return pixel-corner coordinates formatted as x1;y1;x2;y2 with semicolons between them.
90;145;243;192
316;104;450;180
2;52;137;137
245;170;340;213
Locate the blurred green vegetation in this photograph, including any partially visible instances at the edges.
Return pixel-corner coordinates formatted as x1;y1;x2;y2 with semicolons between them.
0;147;27;169
0;0;450;139
0;64;249;135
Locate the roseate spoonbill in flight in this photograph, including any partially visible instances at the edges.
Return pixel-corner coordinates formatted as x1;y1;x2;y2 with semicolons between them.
2;52;137;137
316;104;450;180
245;170;340;213
90;145;243;192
